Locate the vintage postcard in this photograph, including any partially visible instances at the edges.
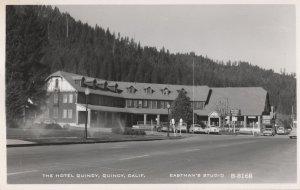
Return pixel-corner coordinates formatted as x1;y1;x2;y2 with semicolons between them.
1;0;299;190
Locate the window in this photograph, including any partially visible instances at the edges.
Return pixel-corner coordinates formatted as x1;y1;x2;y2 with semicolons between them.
55;79;59;88
69;94;73;103
133;100;137;108
145;87;153;94
68;109;73;119
138;100;142;108
127;100;134;107
53;108;58;118
161;101;165;109
143;100;148;108
63;94;68;103
63;109;68;118
149;101;152;109
53;94;58;104
128;86;136;94
152;101;157;109
163;88;169;95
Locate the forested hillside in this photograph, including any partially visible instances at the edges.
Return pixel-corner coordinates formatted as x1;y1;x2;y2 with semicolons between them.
6;5;296;121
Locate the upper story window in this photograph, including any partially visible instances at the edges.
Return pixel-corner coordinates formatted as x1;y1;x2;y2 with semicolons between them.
55;79;59;88
162;88;170;95
126;99;133;108
138;100;142;107
145;87;154;94
69;94;73;103
63;94;68;103
143;100;148;108
127;86;137;94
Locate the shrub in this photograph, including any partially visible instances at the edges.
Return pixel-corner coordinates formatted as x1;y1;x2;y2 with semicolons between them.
112;127;124;134
123;128;145;135
199;121;207;128
63;124;71;129
7;120;20;128
44;123;62;130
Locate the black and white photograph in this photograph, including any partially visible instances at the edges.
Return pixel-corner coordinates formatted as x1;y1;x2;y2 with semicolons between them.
1;1;299;189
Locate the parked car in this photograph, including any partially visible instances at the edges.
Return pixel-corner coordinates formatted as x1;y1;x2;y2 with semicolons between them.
157;123;173;132
175;123;188;133
289;127;297;139
262;128;275;136
189;124;205;133
204;125;220;134
276;127;286;135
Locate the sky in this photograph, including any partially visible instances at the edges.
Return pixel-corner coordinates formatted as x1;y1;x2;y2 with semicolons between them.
57;4;296;74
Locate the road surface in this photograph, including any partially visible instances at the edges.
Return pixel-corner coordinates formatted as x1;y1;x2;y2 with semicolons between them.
7;134;297;184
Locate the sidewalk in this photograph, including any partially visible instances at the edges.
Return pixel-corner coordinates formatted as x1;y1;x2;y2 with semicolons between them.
6;135;184;147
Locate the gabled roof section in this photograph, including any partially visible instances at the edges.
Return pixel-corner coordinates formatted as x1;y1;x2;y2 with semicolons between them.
47;71;123;98
202;87;268;116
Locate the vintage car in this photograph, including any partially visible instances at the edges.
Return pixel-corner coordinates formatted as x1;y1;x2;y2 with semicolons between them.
175;123;188;133
262;128;275;136
276;127;286;135
204;125;220;134
189;124;206;133
289;127;297;139
157;123;173;132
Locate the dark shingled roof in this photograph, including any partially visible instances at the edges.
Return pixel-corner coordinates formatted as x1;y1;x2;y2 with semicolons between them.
203;87;268;116
47;71;210;101
48;71;269;116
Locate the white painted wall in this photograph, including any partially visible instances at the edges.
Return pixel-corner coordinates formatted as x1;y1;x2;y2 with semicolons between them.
47;77;76;92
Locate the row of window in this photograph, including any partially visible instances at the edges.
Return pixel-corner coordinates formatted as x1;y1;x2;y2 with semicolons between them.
126;99;172;109
53;108;73;119
126;99;205;110
78;93;125;108
127;86;170;95
53;93;74;104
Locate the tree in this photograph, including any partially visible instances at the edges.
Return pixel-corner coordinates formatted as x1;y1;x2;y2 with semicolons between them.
170;90;193;127
215;98;230;128
6;6;49;126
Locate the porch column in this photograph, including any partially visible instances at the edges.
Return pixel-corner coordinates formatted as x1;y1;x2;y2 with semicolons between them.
244;116;247;128
157;114;160;126
88;109;91;128
144;114;147;125
76;110;79;126
105;112;108;126
111;112;115;126
258;115;261;129
208;116;211;126
219;117;221;127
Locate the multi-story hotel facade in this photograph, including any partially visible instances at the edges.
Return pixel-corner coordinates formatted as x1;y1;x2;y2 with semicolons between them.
44;71;273;130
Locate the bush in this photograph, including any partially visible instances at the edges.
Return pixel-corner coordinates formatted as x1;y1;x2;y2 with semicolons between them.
7;120;20;128
44;123;62;130
199;121;207;128
123;128;146;135
63;124;71;129
112;127;124;134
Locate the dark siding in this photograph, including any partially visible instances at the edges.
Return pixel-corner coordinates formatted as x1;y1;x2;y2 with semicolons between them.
47;91;76;123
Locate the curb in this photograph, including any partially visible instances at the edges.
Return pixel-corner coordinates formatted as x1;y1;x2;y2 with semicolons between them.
6;136;184;148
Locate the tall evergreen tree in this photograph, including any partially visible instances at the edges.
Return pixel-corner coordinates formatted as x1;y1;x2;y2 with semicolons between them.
6;6;49;126
170;90;193;126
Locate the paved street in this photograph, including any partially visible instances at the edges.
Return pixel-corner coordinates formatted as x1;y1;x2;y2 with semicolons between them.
7;135;297;184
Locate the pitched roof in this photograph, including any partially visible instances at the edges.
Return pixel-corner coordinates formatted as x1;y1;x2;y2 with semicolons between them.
47;71;210;101
47;71;269;116
47;71;123;98
202;87;267;116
